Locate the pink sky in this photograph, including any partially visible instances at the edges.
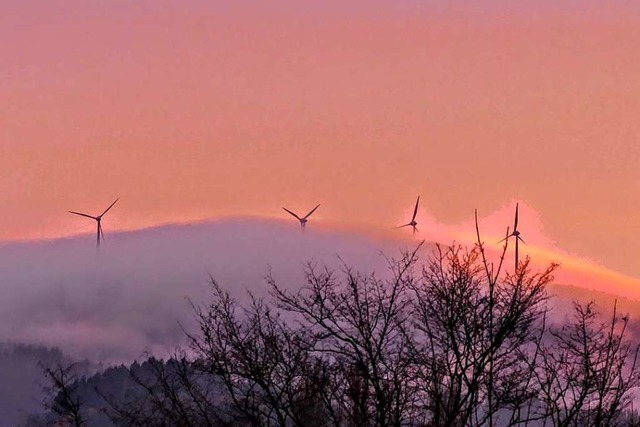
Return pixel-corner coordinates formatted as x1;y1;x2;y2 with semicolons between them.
1;1;640;278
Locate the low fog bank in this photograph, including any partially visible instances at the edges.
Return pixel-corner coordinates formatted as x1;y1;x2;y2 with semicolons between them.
0;218;638;426
0;217;635;365
0;218;418;362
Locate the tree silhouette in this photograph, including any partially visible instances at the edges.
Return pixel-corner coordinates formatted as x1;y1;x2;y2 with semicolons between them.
40;230;640;426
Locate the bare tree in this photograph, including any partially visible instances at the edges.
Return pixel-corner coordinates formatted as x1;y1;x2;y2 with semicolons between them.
41;362;84;427
188;281;327;427
269;245;423;427
408;242;554;427
535;300;640;427
39;227;640;427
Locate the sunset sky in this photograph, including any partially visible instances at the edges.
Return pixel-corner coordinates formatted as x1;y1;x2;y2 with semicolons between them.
1;0;639;278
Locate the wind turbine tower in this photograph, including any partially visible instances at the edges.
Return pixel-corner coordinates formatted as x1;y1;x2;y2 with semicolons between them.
499;202;526;271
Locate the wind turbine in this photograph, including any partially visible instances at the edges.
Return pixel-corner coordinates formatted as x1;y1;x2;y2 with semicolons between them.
398;196;420;235
498;202;526;270
69;198;119;248
282;204;320;232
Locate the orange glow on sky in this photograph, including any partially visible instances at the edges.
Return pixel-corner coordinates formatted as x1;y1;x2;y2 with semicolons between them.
1;1;639;280
398;201;640;302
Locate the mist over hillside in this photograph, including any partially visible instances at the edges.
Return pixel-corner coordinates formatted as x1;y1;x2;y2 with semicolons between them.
0;217;637;364
0;218;418;362
0;218;638;425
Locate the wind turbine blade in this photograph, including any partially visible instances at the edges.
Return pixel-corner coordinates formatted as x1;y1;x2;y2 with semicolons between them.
397;223;411;228
518;236;526;244
100;198;120;217
69;211;98;220
303;204;320;220
514;202;519;231
411;196;420;222
100;223;105;241
282;207;302;221
497;227;511;244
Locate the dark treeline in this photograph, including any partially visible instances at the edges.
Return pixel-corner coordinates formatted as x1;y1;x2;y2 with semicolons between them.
0;343;93;426
33;236;640;426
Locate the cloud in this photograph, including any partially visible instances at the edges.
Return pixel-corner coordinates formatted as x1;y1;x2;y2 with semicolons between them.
406;200;640;300
0;211;637;363
0;218;415;362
